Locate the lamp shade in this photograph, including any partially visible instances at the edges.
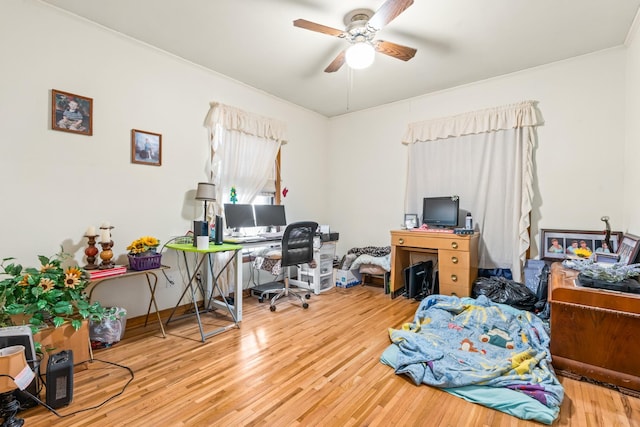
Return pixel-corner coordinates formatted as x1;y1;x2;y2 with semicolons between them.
195;182;216;201
0;345;31;393
345;42;375;69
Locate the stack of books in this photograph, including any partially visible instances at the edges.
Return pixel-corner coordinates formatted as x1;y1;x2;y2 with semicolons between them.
88;265;127;280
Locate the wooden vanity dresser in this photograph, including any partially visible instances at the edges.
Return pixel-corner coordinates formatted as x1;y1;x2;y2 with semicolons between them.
549;262;640;393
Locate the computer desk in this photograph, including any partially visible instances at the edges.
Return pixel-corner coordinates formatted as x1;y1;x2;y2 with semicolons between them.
165;242;243;342
230;234;339;295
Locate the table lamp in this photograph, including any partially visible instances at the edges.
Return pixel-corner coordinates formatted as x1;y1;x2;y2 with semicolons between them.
195;182;216;222
0;345;35;427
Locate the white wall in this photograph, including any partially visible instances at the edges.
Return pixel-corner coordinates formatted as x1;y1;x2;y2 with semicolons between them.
625;13;640;232
328;48;628;259
0;0;329;317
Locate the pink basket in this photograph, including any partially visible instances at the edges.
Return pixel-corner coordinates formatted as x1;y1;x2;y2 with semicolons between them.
128;253;162;271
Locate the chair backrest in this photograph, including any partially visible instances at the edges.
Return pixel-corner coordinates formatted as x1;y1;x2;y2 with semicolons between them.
281;221;318;267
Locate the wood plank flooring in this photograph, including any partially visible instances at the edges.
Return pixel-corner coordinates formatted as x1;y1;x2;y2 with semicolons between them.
20;285;640;426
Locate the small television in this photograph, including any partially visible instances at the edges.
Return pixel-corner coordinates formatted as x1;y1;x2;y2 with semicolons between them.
254;205;287;227
422;196;459;228
223;204;256;229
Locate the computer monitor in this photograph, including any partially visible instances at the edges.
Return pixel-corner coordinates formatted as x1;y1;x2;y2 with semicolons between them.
224;204;256;229
422;196;459;227
254;205;287;227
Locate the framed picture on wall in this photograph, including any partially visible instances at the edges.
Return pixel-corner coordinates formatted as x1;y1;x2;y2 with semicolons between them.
540;229;622;261
131;129;162;166
617;234;640;265
51;89;93;135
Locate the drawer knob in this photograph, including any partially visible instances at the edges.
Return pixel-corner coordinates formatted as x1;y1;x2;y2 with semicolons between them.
451;274;458;282
451;256;458;264
451;242;458;249
398;238;404;244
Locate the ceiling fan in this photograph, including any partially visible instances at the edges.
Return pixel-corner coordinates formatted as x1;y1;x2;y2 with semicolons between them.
293;0;417;72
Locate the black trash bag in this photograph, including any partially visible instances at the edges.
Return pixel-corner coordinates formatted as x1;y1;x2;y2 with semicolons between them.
472;276;538;312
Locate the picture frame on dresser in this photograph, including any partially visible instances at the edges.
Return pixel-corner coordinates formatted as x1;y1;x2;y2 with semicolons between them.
617;234;640;264
540;229;622;261
404;214;419;229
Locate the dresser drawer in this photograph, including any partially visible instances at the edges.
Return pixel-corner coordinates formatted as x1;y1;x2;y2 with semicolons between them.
438;250;471;269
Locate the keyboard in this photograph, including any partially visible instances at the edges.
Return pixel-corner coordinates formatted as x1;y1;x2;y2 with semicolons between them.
224;236;266;243
410;228;454;234
258;231;284;239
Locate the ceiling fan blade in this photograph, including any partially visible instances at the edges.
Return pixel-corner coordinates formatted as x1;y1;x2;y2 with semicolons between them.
324;50;346;73
293;19;345;37
374;40;417;61
368;0;414;30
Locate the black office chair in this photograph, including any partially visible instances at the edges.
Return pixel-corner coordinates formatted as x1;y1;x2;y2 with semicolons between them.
261;221;318;312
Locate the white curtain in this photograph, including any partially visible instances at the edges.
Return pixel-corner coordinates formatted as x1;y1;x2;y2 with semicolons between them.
403;101;542;280
203;102;287;212
202;102;287;293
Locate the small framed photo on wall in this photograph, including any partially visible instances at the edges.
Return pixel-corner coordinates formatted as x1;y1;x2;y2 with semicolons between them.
131;129;162;166
51;89;93;135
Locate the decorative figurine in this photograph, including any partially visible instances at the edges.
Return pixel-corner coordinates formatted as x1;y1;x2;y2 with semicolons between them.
230;187;238;204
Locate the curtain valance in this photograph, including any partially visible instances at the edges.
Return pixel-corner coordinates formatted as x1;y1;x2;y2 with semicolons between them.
204;102;288;144
402;100;542;144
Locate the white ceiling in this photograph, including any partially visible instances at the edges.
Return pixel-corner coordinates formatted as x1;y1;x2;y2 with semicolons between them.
42;0;640;117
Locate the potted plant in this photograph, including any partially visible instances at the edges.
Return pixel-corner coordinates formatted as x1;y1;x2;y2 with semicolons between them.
0;250;105;333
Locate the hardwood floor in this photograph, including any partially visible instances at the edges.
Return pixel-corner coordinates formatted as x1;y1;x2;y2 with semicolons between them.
20;285;640;426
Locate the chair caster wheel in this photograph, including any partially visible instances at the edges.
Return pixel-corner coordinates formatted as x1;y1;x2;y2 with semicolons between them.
305;294;311;299
302;303;309;309
270;305;276;312
258;297;264;303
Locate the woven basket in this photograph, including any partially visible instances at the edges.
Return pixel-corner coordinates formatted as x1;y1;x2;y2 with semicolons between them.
128;253;162;271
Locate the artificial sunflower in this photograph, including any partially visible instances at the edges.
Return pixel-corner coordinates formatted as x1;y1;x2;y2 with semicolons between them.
18;274;30;286
64;273;80;289
66;266;82;277
39;277;55;292
127;236;160;255
40;263;55;273
574;247;592;258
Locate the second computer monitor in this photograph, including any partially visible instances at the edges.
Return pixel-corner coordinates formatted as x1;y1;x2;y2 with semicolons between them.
224;203;256;229
254;205;287;227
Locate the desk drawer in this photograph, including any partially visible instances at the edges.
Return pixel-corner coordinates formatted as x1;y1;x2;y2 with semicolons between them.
391;233;471;251
439;266;474;286
439;281;471;297
439;250;471;269
439;265;474;297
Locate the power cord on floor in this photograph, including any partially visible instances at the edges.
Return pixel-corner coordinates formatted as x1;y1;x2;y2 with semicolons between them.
20;358;134;418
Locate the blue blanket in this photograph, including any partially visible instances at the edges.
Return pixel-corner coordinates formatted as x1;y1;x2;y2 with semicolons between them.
381;295;563;424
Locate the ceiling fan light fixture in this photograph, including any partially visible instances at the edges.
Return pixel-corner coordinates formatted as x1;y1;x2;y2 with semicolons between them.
345;42;375;69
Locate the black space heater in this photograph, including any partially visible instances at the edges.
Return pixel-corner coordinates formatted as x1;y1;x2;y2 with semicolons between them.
46;350;74;409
